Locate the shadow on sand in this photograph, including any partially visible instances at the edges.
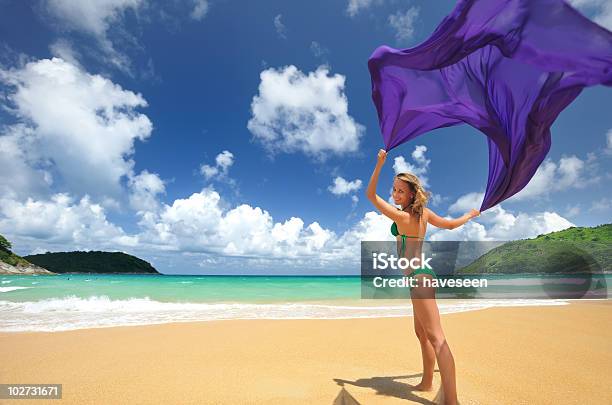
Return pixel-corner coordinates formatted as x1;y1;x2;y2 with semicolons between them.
332;371;446;404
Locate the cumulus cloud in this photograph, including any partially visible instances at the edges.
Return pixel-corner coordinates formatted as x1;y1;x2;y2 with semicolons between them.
448;192;484;214
343;210;394;240
310;41;329;60
448;153;602;210
2;176;577;272
328;176;362;196
42;0;144;72
136;187;340;258
49;39;81;67
568;0;612;30
200;150;234;181
346;0;380;17
388;7;420;43
128;170;165;213
0;193;137;248
190;0;209;20
429;193;445;207
44;0;142;37
274;14;287;39
128;186;399;267
0;124;52;201
247;65;365;160
565;204;581;218
606;129;612;155
589;197;611;213
0;57;152;200
433;193;575;241
509;154;598;201
392;145;431;187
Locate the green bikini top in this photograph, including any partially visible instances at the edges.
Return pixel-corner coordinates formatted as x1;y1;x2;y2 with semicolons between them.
390;221;422;238
391;221;423;257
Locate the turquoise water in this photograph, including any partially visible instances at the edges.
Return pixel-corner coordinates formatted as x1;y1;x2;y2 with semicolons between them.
0;274;363;303
1;274;609;332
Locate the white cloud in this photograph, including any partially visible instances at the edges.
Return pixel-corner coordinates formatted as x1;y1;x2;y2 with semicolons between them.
388;7;420;43
131;187;397;267
445;153;602;210
137;187;340;258
392;156;413;174
215;150;234;169
411;144;428;165
274;14;286;39
429;221;490;241
310;41;329;59
247;65;364;160
509;155;598;201
448;192;484;214
392;144;430;187
200;150;234;181
49;39;81;67
328;176;362;196
128;170;165;213
565;204;581;218
0;193;138;248
200;165;218;179
29;247;50;255
346;0;380;17
429;193;445;207
433;193;575;241
44;0;142;37
43;0;144;72
190;0;209;21
606;129;612;155
568;0;612;30
0;124;52;201
1;174;580;272
589;197;611;212
0;57;152;200
334;211;396;260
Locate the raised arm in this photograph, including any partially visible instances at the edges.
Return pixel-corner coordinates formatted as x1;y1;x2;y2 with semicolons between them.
425;207;480;230
365;149;407;223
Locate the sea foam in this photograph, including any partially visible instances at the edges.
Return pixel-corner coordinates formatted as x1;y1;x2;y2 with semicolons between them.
0;295;569;332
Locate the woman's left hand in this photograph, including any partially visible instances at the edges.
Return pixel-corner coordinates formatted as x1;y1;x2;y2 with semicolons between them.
467;209;480;219
377;149;387;165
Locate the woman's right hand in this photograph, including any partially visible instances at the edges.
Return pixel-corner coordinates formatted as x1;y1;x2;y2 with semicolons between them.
377;149;387;165
468;209;480;219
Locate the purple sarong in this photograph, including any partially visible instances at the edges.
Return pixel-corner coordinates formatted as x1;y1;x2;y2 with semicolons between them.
368;0;612;211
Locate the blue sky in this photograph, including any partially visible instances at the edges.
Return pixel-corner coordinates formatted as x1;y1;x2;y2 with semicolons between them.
0;0;610;275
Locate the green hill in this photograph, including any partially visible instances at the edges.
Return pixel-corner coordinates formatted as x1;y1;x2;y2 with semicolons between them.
531;223;612;242
0;234;55;274
0;238;31;267
24;251;160;274
457;224;611;274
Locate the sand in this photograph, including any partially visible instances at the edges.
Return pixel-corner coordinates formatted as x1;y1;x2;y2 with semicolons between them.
1;300;611;404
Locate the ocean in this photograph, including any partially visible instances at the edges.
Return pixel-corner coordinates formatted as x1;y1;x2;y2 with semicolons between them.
1;274;609;332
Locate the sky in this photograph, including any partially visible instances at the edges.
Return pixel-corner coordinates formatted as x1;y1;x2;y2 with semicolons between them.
0;0;610;275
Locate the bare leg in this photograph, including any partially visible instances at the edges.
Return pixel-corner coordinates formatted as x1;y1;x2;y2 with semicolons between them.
411;276;458;405
413;313;435;390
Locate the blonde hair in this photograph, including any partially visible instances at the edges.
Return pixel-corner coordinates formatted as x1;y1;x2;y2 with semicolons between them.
395;173;430;217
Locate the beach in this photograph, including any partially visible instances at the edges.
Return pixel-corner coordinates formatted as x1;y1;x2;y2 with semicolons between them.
1;299;610;404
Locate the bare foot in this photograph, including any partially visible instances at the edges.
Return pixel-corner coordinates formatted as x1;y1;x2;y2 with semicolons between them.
413;382;433;391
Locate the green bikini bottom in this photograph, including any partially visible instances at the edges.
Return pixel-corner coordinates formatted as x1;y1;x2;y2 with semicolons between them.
407;267;437;289
408;267;437;278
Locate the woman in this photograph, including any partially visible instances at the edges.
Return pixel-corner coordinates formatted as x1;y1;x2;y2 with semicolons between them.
366;149;479;405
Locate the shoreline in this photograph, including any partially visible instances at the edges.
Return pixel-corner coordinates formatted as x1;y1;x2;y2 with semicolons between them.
2;300;610;404
0;297;579;333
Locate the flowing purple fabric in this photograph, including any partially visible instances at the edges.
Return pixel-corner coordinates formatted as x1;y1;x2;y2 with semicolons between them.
368;0;612;212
